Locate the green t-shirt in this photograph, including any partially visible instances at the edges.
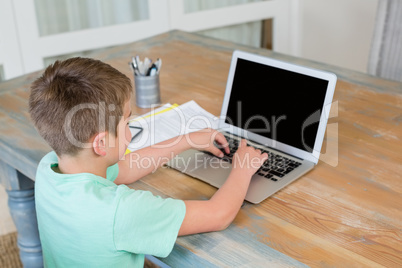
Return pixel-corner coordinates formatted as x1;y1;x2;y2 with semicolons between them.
35;151;185;267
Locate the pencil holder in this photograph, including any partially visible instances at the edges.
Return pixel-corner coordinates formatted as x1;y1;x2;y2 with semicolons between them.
134;74;161;108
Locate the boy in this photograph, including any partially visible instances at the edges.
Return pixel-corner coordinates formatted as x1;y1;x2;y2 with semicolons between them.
29;57;267;267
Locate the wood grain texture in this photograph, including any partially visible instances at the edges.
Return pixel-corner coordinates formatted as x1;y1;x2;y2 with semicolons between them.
0;30;401;267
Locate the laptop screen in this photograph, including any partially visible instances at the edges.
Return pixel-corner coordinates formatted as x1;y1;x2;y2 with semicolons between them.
224;58;329;153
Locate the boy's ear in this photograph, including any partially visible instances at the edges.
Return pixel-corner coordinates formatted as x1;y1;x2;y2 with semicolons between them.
93;132;107;156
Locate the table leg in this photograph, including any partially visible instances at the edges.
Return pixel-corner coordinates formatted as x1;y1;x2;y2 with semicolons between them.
0;161;43;267
7;188;42;267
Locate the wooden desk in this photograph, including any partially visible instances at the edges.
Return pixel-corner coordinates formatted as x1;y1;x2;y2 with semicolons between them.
0;30;401;267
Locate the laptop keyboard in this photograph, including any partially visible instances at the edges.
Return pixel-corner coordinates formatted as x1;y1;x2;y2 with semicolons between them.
206;134;302;182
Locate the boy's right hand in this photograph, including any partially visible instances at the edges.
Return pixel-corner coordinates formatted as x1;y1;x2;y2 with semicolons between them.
232;139;268;178
179;139;268;236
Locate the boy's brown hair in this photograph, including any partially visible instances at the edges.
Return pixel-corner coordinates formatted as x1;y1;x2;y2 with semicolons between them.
29;57;132;156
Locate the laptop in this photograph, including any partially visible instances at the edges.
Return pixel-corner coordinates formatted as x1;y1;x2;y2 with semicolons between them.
167;50;337;204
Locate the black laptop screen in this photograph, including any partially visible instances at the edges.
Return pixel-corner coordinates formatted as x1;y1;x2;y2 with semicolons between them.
224;58;328;153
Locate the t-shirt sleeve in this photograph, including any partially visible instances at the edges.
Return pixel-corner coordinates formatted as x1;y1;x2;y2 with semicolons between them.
106;163;119;182
113;187;186;257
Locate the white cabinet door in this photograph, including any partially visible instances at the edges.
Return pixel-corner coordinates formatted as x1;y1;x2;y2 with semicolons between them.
0;0;297;80
169;0;298;55
0;0;24;80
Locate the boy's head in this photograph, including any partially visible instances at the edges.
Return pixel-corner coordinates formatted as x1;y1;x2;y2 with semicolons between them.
29;57;132;157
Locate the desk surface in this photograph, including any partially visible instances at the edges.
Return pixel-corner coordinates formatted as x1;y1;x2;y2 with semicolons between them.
0;30;401;267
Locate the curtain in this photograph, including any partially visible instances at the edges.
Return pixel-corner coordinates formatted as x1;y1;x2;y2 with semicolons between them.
368;0;402;82
0;65;4;82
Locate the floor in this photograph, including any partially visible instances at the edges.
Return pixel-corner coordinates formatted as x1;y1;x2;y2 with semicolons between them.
0;184;16;236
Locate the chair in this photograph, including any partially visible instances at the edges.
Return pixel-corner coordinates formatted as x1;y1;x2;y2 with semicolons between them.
367;0;402;82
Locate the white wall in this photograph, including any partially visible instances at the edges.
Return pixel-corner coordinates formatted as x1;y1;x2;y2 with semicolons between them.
299;0;379;73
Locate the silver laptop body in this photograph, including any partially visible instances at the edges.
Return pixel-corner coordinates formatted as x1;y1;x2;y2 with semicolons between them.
167;50;337;204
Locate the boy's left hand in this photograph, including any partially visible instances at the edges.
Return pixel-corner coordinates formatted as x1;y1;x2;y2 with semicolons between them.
187;128;230;157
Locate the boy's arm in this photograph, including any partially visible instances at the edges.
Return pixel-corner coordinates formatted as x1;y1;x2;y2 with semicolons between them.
178;139;267;235
115;128;229;185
